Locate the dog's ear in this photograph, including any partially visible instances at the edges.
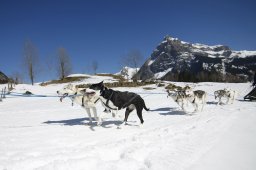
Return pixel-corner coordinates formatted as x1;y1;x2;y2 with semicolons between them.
100;81;105;87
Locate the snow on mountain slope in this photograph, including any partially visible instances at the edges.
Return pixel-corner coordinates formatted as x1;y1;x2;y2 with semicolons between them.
115;66;139;79
0;79;255;170
136;36;256;81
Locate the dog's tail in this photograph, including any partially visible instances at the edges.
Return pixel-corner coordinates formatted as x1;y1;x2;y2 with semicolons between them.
143;100;150;111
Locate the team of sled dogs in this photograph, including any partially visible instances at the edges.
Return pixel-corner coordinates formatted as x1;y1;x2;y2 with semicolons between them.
57;81;149;126
57;82;237;126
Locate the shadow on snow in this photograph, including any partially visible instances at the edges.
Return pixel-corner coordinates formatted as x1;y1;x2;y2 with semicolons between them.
150;107;187;116
43;117;124;129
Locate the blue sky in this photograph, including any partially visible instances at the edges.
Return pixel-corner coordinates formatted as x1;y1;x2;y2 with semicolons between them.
0;0;256;82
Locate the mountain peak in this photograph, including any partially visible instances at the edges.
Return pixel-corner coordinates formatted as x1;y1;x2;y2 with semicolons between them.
164;35;179;41
136;36;256;82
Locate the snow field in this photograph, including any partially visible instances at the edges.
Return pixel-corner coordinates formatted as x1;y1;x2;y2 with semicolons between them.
0;81;255;170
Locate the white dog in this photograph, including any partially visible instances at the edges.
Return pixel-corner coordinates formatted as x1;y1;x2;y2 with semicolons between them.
184;88;207;112
57;84;102;125
224;88;238;104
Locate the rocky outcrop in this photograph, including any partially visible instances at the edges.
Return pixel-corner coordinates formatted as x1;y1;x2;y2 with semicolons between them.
136;36;256;82
0;71;9;84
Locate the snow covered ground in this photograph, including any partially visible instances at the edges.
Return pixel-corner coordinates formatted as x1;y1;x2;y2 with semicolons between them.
0;77;255;170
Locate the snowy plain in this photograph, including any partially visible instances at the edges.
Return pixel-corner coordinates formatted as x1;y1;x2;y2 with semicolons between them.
0;75;256;170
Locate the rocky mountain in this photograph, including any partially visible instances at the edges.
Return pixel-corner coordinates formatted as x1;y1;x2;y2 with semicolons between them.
136;36;256;82
0;71;9;84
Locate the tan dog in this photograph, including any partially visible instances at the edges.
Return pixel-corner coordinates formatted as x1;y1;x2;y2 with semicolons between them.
57;84;102;125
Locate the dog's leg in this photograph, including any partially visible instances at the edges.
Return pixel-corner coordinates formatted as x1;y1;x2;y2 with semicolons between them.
103;108;111;113
124;108;133;124
201;95;205;111
117;108;132;129
114;108;122;119
217;97;221;105
92;107;101;126
98;111;107;123
85;108;92;125
192;97;198;112
192;103;197;112
186;98;189;107
201;98;205;112
226;97;230;105
181;99;185;111
231;94;235;104
117;110;122;118
136;106;144;125
92;107;97;120
112;110;116;118
101;100;111;113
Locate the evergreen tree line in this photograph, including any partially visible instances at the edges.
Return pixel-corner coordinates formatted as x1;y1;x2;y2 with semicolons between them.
162;71;248;83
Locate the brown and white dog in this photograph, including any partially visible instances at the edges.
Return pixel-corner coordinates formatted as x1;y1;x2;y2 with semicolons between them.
214;88;237;105
167;87;206;112
167;90;187;110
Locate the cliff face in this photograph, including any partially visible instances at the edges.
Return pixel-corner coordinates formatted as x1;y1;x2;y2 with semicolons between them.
136;36;256;82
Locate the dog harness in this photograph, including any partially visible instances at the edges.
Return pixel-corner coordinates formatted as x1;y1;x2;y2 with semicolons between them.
80;91;99;107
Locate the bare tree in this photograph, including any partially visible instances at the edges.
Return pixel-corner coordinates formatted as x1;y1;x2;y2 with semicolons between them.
122;49;144;80
92;61;98;75
123;50;143;72
23;39;39;85
10;71;23;84
57;47;72;79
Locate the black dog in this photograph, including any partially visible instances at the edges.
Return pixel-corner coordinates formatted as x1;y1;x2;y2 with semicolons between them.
89;81;149;124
